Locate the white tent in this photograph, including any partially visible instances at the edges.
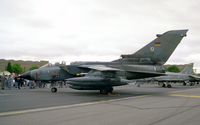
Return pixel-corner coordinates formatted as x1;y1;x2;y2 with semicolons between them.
0;71;11;76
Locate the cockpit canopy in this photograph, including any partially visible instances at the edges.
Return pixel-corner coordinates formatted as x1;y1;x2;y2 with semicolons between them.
39;62;67;69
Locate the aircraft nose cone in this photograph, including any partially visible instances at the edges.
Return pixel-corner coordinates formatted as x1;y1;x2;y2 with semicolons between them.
20;71;31;80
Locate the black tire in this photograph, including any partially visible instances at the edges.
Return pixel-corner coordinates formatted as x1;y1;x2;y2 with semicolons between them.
100;87;113;94
162;83;166;88
100;89;108;94
190;83;194;86
167;84;172;88
108;87;113;93
51;87;57;93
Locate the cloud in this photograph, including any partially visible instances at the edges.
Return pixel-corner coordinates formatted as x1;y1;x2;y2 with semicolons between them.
0;0;200;71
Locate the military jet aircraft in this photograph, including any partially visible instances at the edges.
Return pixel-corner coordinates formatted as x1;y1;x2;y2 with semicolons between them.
151;63;200;87
20;29;188;94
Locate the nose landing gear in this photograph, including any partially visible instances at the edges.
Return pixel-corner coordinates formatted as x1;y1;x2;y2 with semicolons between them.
51;87;57;93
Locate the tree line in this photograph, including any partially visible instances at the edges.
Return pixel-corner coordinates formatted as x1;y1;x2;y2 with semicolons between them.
6;62;38;74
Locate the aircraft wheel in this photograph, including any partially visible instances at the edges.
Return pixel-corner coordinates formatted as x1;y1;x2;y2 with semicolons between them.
51;87;57;93
162;83;166;88
100;89;108;94
183;82;187;86
167;84;172;88
190;83;194;86
108;87;113;93
100;87;113;94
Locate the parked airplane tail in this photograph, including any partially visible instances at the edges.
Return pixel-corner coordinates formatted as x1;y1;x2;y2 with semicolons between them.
180;63;194;74
114;30;188;65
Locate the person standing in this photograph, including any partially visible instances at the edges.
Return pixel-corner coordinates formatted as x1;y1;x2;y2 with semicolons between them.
1;75;6;90
0;76;2;90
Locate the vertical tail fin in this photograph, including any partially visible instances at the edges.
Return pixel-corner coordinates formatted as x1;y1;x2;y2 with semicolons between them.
114;30;188;65
181;63;194;74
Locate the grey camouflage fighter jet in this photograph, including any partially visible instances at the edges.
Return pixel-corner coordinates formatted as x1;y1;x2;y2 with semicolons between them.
152;63;200;87
20;30;188;94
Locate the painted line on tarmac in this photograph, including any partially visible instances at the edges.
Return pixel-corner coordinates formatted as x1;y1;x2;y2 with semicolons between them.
170;94;200;99
169;87;200;94
0;95;149;117
0;94;12;96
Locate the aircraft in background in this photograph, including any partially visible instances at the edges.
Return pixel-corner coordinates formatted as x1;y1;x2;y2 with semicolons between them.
153;63;200;87
20;29;188;94
135;63;200;88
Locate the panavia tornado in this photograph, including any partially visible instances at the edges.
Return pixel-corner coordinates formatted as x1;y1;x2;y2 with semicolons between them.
20;30;188;94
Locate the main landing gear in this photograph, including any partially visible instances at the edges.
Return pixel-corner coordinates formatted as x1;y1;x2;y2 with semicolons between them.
160;83;172;88
183;81;195;86
100;87;113;94
166;84;172;88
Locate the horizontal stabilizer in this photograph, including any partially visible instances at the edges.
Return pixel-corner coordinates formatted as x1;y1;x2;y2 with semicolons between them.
189;75;200;80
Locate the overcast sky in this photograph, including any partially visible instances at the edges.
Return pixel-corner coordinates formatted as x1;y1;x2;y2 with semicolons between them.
0;0;200;71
